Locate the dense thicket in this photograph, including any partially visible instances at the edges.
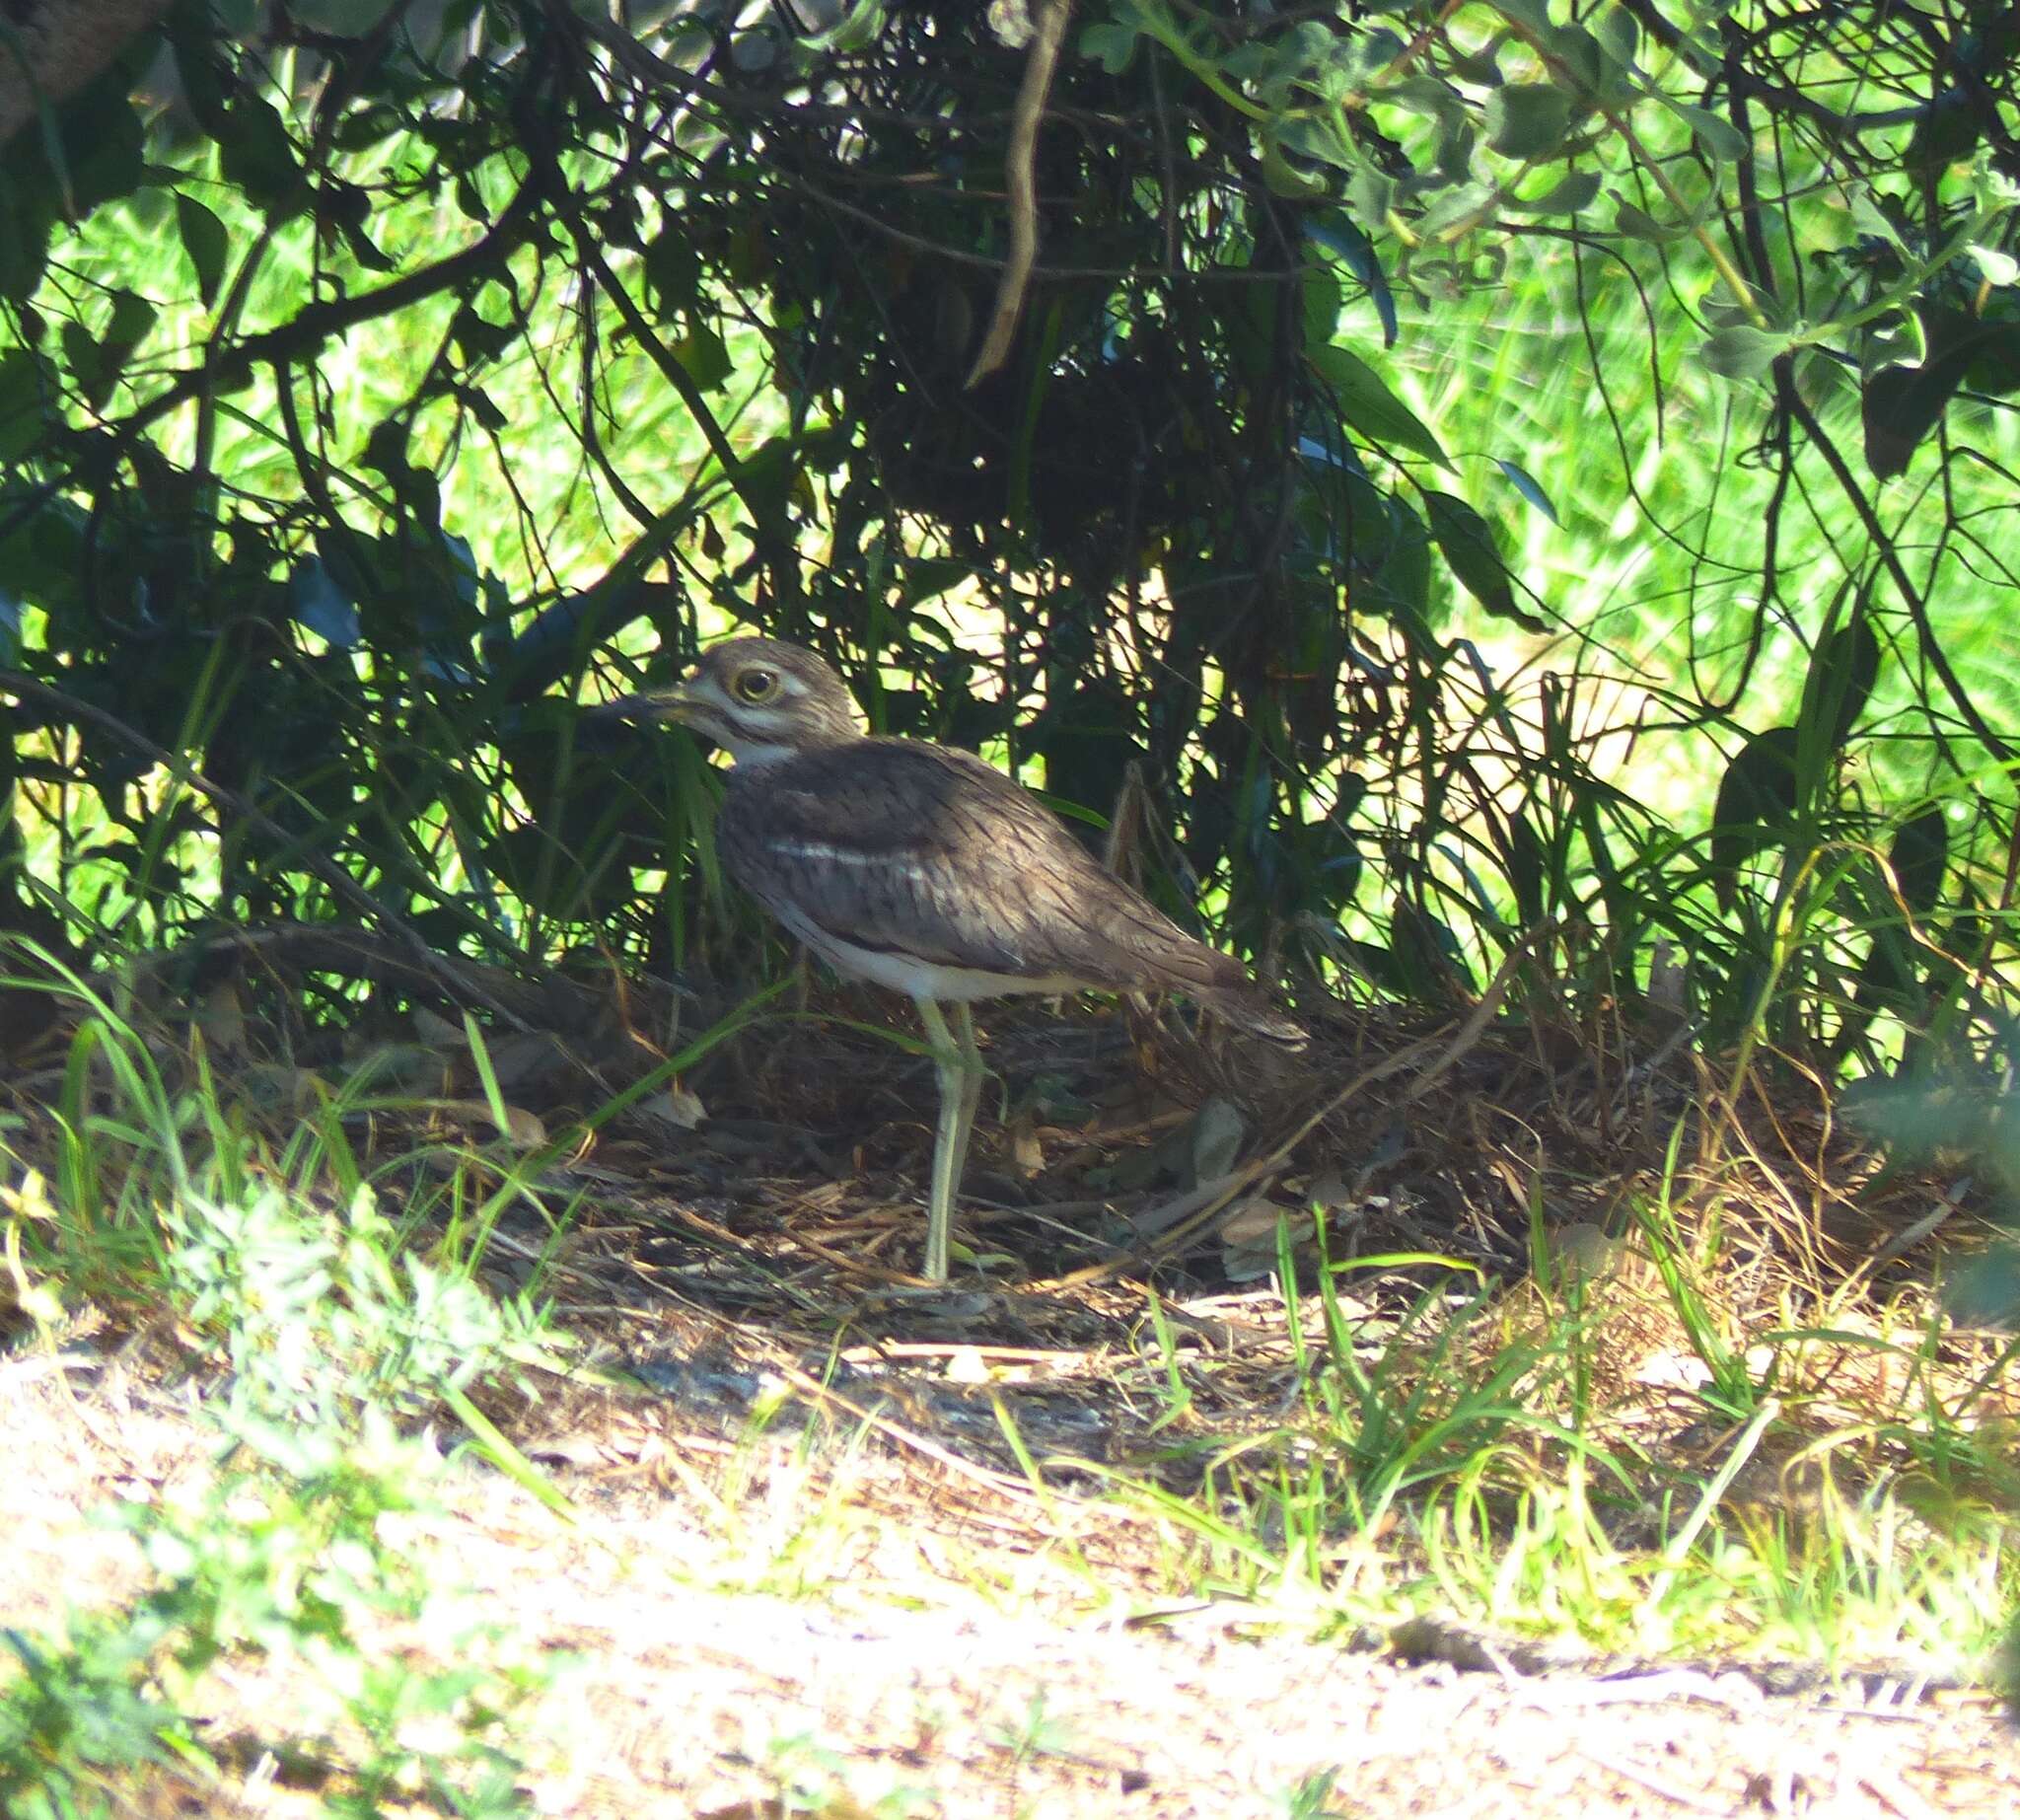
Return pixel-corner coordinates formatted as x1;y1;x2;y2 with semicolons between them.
1;1;2016;1097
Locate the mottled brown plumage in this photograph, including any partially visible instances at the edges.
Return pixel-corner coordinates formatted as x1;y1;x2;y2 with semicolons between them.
601;636;1303;1278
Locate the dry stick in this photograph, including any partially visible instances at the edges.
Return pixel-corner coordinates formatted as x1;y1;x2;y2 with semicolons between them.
1040;936;1545;1289
0;670;535;1034
790;1226;923;1289
1860;1177;1971;1282
966;0;1074;389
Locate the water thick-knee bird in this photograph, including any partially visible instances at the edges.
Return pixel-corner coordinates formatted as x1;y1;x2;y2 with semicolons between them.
599;637;1304;1281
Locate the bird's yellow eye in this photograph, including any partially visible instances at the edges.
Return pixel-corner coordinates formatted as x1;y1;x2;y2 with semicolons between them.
731;668;778;705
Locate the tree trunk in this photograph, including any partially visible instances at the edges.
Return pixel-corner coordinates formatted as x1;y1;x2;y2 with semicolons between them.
0;0;172;147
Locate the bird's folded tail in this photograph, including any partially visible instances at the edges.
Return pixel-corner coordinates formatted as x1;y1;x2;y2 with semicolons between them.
1084;910;1308;1048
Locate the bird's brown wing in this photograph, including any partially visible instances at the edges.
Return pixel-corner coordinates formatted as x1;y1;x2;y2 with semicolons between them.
718;739;1258;1002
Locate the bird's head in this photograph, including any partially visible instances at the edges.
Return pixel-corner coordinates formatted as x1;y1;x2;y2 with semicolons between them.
595;636;861;766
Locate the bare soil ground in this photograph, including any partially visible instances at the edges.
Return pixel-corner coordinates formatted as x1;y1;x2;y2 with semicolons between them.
7;1335;2014;1820
6;980;2017;1815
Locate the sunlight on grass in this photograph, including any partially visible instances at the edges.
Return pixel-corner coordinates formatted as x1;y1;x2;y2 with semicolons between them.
1395;223;2020;739
1093;1212;2015;1671
0;972;574;1816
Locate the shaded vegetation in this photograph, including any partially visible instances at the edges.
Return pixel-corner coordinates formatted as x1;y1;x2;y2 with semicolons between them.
0;0;2012;1086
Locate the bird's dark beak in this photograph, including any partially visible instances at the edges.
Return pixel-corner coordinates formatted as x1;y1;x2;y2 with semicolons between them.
589;680;699;725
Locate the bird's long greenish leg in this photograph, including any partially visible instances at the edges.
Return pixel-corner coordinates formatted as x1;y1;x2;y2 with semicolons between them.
948;1002;984;1205
914;997;963;1282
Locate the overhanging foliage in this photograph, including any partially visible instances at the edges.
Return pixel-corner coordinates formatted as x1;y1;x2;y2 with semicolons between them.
0;0;2015;1095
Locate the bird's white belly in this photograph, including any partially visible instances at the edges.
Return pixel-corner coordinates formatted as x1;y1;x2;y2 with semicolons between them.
767;900;1083;1002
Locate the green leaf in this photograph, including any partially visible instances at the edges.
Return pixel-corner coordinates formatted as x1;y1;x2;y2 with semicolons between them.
1416;181;1496;241
174;193;229;308
1849;192;1912;256
1276;113;1360;176
106;290;155;351
1346;167;1394;226
1388;75;1466;127
1508;170;1601;217
1889;808;1949;916
1799;604;1881;750
1301;265;1342;341
0;348;52;466
1710;725;1799;912
673;325;733;393
1080;23;1138;75
793;0;887;53
0;171;56;302
1303;211;1397;348
1596;5;1640;70
1669;102;1749;164
1307;344;1452;470
218;95;304;217
1493;459;1559;524
645;230;701;316
1261;128;1330;200
1698;325;1791;381
1344;481;1433;626
60;293;156;410
1967;243;2018;289
1423;489;1544;630
1862;356;1965;479
1615;200;1688;244
288;557;360;648
1485;83;1574;160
